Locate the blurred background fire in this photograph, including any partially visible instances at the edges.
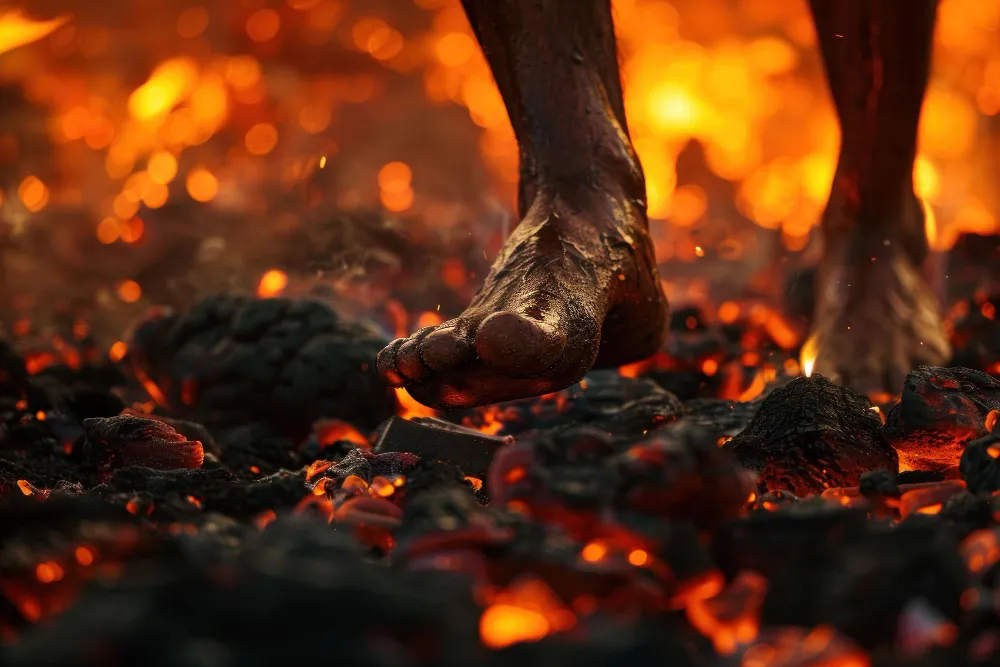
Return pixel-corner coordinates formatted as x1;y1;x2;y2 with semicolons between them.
0;0;997;354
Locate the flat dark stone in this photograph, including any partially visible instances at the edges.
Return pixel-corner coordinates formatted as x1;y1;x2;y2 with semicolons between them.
373;416;507;478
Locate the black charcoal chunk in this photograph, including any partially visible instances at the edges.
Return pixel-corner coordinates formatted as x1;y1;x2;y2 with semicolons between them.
615;421;753;529
883;366;1000;472
130;295;394;437
449;371;682;439
960;432;1000;495
727;375;897;494
860;469;900;499
490;425;622;511
714;504;868;579
761;523;967;649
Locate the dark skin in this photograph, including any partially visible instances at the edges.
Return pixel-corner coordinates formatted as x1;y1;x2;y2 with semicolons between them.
378;0;950;409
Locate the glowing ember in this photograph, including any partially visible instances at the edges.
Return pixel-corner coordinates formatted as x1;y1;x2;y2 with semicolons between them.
73;546;95;567
186;167;219;202
107;341;127;363
18;176;49;212
479;605;550;650
479;578;575;650
34;562;64;584
254;509;278;531
686;571;766;655
627;549;649;567
257;269;289;298
369;476;396;498
580;541;607;563
116;280;143;303
961;529;1000;574
341;474;370;493
304;460;333;482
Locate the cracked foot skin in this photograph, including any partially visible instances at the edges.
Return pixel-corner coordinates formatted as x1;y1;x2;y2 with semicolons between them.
808;222;950;395
377;183;669;409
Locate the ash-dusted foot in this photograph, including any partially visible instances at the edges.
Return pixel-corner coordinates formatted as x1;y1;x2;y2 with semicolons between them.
378;185;668;408
808;229;950;395
805;0;946;396
378;0;670;408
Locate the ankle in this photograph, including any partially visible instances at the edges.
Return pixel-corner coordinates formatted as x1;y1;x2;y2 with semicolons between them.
823;169;928;262
518;138;646;212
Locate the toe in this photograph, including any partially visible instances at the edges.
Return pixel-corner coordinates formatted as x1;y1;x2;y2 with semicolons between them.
376;338;407;387
396;337;430;381
419;326;473;372
475;311;568;377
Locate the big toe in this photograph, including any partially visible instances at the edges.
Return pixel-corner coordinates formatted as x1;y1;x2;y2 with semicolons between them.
475;311;567;377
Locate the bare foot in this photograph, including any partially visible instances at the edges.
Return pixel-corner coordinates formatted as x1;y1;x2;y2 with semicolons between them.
809;198;950;394
377;182;668;409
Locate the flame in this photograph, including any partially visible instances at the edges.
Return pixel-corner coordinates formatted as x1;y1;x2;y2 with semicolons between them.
0;10;69;56
304;460;333;482
763;311;801;350
737;366;776;402
800;333;818;377
394;387;437;420
128;58;199;120
922;198;941;251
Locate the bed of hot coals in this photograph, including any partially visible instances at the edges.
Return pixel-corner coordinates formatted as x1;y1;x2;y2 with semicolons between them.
1;242;999;667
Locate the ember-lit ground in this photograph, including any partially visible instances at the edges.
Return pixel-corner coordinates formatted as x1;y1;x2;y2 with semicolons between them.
1;2;1000;666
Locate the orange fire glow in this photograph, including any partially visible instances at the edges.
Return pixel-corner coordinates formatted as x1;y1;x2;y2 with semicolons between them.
1;0;993;330
257;269;289;299
800;333;818;378
394;387;438;420
0;10;69;56
686;571;767;655
479;578;576;650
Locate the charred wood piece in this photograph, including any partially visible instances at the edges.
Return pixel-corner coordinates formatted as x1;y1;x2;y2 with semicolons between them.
883;366;1000;472
83;414;204;476
726;375;896;494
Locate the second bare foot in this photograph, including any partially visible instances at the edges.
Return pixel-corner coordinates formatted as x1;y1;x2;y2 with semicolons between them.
808;198;950;395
